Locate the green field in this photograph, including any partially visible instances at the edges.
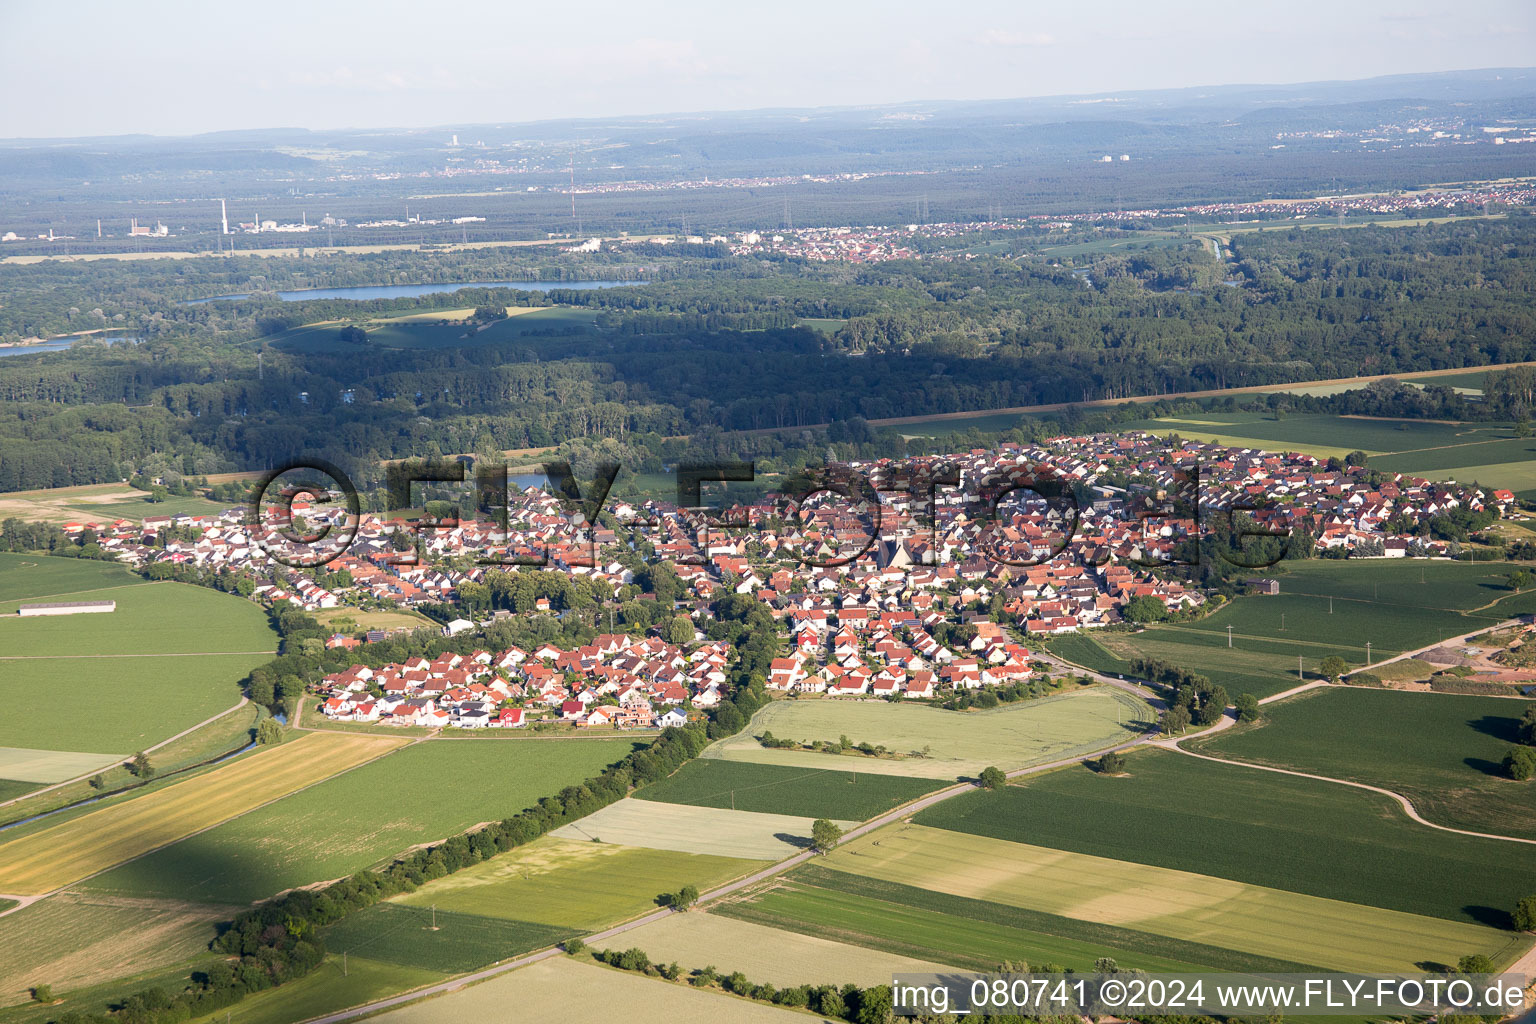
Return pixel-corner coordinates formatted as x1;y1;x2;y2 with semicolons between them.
1051;560;1536;695
916;748;1536;927
63;494;235;522
894;412;1031;437
634;760;944;820
270;307;599;353
81;737;638;904
600;911;957;986
0;554;151;603
1127;411;1536;493
1398;370;1497;391
720;863;1333;973
550;798;856;859
704;687;1154;779
793;317;847;336
321;902;572;973
1193;687;1536;839
0;559;278;754
1048;629;1303;698
394;836;763;930
820;824;1525;973
1129;411;1497;457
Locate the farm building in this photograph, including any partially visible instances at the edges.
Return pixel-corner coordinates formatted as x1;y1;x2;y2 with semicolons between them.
17;600;116;617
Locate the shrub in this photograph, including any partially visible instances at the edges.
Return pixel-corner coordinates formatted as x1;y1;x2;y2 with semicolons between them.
1505;745;1536;781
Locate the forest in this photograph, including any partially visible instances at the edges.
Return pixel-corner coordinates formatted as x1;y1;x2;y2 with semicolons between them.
1;215;1535;493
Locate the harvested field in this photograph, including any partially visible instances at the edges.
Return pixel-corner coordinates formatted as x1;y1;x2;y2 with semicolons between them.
549;798;857;860
0;732;405;895
598;911;957;986
818;824;1528;973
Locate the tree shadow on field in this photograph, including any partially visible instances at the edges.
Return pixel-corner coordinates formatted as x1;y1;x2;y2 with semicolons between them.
773;832;816;850
1465;756;1506;778
1462;904;1514;930
1468;715;1520;744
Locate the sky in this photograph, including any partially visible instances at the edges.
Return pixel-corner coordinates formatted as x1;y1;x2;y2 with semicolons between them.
1;0;1533;139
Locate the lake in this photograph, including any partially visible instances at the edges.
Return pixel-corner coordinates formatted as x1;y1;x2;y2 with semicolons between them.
184;280;645;304
0;335;142;359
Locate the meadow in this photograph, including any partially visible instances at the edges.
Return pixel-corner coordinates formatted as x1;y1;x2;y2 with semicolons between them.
1192;687;1536;839
718;865;1320;974
82;736;637;904
704;687;1154;780
818;824;1524;973
0;732;404;895
366;957;814;1024
549;798;856;860
0;561;278;755
269;307;599;353
321;902;573;973
0;892;229;1008
915;748;1536;927
393;836;763;930
598;912;956;986
634;760;945;820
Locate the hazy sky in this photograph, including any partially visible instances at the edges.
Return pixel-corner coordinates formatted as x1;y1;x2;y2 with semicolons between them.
2;0;1533;139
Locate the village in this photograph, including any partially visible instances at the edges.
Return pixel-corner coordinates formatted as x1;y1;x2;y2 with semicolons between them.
46;430;1511;729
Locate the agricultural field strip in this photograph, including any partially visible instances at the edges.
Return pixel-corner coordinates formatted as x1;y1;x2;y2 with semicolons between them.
0;732;408;896
82;738;643;905
286;700;1167;1024
714;871;1306;974
818;825;1521;973
1159;740;1536;845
